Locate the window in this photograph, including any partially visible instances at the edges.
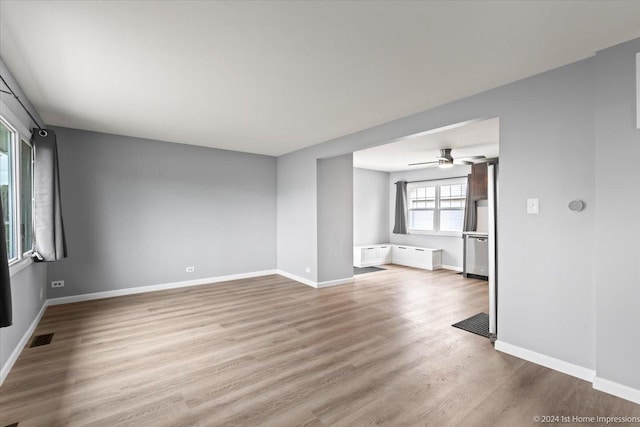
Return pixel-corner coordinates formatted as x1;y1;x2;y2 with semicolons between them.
408;178;467;234
408;184;436;231
0;118;16;260
439;182;466;232
0;115;34;264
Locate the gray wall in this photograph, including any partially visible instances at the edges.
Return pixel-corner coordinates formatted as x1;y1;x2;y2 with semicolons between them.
353;168;389;246
277;150;318;281
0;57;48;375
389;165;471;269
495;60;596;370
317;154;353;282
0;264;47;370
276;45;606;374
47;127;277;298
594;40;640;389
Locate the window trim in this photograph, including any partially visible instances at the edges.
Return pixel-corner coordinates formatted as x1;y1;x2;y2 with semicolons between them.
1;114;19;263
407;177;468;237
1;101;35;273
9;256;34;276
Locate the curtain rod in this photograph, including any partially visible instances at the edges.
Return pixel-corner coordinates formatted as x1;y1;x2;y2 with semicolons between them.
394;175;468;184
0;74;45;130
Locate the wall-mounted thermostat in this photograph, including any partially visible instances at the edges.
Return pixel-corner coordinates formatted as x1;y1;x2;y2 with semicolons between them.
568;200;585;212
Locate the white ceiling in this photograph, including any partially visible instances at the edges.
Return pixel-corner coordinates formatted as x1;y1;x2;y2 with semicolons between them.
1;1;639;156
353;117;499;172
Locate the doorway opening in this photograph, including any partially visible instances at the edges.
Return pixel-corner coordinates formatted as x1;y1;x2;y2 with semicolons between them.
351;117;499;340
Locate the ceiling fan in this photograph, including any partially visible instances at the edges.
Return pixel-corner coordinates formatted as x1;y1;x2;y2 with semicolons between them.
408;148;486;168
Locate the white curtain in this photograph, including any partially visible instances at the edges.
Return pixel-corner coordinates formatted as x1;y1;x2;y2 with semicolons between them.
32;128;67;261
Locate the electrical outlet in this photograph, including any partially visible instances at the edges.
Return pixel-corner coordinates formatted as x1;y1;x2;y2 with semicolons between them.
51;280;64;288
186;266;195;273
305;267;311;273
527;198;539;214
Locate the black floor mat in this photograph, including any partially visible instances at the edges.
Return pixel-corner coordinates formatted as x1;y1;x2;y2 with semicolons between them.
353;266;386;275
452;313;490;338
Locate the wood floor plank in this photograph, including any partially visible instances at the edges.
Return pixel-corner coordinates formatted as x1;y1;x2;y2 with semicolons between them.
1;266;638;426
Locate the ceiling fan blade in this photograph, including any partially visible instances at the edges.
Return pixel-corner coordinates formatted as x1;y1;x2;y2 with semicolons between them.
408;161;439;167
470;157;495;164
453;160;473;165
456;155;486;160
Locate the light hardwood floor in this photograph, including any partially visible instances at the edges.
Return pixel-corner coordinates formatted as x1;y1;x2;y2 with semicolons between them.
1;266;638;426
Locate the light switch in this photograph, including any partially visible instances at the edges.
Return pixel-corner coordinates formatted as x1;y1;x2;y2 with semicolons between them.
527;198;539;214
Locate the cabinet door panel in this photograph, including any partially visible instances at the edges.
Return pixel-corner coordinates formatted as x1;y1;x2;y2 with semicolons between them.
362;247;378;262
411;248;427;268
377;246;391;262
392;246;410;264
471;163;488;200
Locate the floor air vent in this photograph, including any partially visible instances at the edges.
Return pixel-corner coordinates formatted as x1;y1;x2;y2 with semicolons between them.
30;333;54;348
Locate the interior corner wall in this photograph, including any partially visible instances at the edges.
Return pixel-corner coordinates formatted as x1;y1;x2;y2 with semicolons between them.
388;165;471;269
47;127;277;298
0;57;48;378
277;150;318;282
594;39;640;391
353;168;389;246
318;154;353;283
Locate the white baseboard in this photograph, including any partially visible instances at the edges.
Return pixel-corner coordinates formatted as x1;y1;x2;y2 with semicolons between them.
276;270;318;288
276;270;354;289
593;376;640;405
495;341;640;405
0;300;49;385
48;270;278;306
494;340;595;382
442;264;463;272
317;277;354;288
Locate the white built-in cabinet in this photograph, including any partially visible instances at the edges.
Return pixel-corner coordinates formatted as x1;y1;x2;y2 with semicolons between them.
354;245;392;267
353;244;442;270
